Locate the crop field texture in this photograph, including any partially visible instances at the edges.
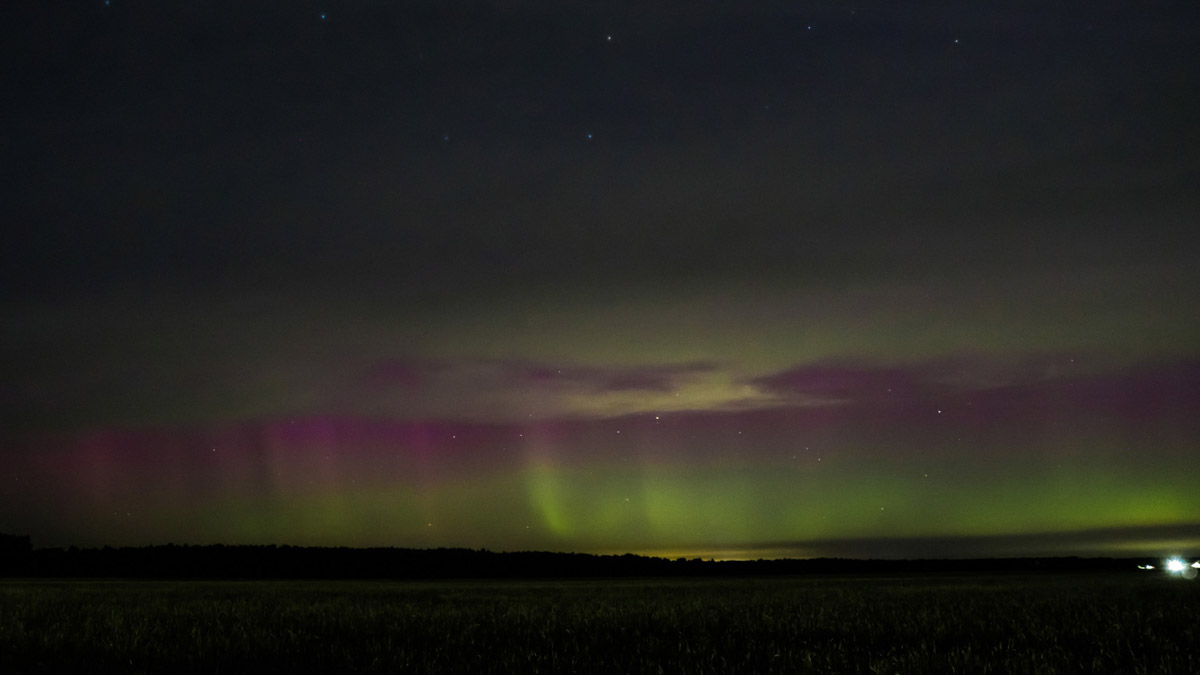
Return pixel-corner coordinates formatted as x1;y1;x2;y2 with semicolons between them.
0;574;1196;674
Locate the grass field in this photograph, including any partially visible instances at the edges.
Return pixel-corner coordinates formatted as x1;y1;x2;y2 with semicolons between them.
1;573;1196;673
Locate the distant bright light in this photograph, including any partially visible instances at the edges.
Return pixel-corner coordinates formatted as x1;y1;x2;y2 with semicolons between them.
1165;558;1187;573
1138;564;1154;570
1192;562;1200;569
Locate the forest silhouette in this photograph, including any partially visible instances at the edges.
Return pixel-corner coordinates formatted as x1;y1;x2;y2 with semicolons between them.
0;534;1147;579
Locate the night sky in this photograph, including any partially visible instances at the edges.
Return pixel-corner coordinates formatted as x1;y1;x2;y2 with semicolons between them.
3;1;1198;559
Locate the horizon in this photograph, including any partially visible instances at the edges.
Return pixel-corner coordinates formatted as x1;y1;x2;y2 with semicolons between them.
11;535;1197;565
10;520;1200;563
3;2;1198;561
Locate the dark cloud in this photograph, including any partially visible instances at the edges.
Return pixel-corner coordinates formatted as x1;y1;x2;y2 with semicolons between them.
502;360;717;393
350;357;717;396
749;357;1200;430
356;360;451;393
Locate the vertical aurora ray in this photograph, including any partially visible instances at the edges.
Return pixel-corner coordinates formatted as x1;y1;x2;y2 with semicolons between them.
521;422;573;538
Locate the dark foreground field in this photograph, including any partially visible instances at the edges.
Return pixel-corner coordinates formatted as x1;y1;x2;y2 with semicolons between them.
1;574;1196;674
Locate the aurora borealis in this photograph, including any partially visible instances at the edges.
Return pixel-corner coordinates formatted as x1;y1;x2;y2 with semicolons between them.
3;1;1198;559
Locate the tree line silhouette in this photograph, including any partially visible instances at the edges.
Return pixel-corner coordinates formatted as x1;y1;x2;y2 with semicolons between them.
0;534;1147;579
